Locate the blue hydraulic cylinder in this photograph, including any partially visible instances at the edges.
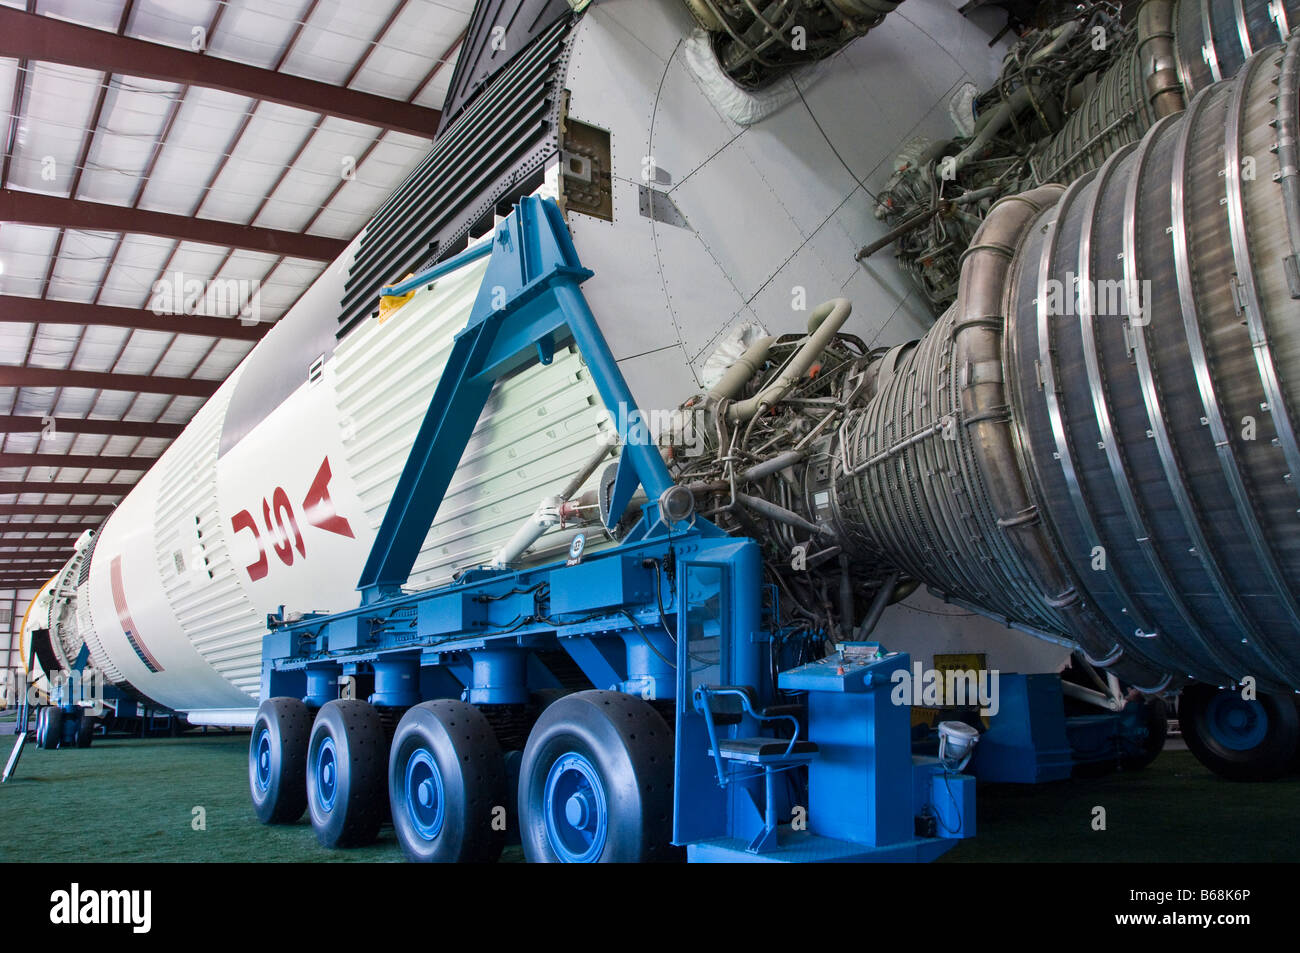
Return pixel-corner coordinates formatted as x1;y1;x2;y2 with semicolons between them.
622;630;675;699
304;666;340;708
370;658;421;707
467;649;529;705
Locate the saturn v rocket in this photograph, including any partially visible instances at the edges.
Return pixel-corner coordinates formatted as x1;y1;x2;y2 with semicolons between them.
20;0;1300;741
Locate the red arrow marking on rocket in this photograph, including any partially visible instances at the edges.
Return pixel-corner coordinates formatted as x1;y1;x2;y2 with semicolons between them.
302;456;355;539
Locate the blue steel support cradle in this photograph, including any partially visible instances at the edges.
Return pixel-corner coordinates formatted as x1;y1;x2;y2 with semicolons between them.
259;196;976;862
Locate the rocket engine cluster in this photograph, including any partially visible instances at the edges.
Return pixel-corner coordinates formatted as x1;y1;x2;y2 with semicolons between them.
872;0;1300;310
674;30;1300;694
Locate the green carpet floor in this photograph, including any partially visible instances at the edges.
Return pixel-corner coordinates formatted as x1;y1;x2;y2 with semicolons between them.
0;733;1294;862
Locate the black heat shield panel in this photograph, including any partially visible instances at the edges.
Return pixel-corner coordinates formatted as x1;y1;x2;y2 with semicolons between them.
29;629;59;678
337;13;575;338
438;0;575;134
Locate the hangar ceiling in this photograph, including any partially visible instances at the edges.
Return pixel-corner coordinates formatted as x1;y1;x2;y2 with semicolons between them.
0;0;474;586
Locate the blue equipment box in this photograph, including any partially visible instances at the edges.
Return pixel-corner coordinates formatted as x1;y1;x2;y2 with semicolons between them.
418;592;487;636
549;555;654;615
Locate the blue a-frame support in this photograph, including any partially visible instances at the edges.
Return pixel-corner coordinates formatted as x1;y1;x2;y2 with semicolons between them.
356;197;676;603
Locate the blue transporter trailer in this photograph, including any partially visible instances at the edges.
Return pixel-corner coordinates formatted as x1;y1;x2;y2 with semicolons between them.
248;197;975;863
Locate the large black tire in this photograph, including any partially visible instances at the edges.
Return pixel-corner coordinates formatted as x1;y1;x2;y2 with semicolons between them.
39;707;64;750
249;697;312;824
33;707;47;748
1117;696;1167;771
307;699;387;847
73;710;95;748
1179;684;1299;782
518;690;675;863
388;700;507;863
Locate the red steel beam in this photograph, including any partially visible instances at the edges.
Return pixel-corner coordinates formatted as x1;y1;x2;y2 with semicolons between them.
1;367;217;397
0;188;348;261
0;482;132;496
0;452;155;470
0;295;273;341
0;416;184;439
0;504;115;516
0;8;443;138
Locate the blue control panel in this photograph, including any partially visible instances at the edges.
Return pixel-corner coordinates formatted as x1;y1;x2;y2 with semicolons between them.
777;641;904;693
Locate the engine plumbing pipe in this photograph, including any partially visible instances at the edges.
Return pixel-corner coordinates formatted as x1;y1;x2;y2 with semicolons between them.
489;440;615;568
707;335;775;403
726;298;852;424
857;186;1002;260
682;449;810;497
736;493;834;539
852;571;900;640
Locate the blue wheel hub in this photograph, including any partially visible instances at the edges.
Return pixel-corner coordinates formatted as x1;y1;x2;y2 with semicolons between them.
254;727;272;792
403;748;445;841
316;736;339;811
1205;692;1269;751
543;752;608;863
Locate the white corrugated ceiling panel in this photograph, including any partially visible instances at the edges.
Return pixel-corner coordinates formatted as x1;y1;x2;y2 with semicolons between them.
5;62;99;195
411;42;462;109
70;325;131;372
201;102;316;224
110;328;175;375
17;385;57;417
277;0;404;86
256;258;325;321
46;229;118;302
125;0;222;48
83;390;132;420
96;234;175;308
39;0;125;32
309;130;428;238
138;87;253;216
0;322;34;367
253;115;380;233
155;240;231;295
120;392;171;423
0;59;18;143
0;224;58;299
78;77;181;206
202;0;309;68
26;323;82;370
157;394;204;423
152;333;217;378
349;0;472;101
194;338;254;380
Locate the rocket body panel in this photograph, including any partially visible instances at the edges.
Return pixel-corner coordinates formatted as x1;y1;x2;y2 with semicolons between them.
75;243;612;719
